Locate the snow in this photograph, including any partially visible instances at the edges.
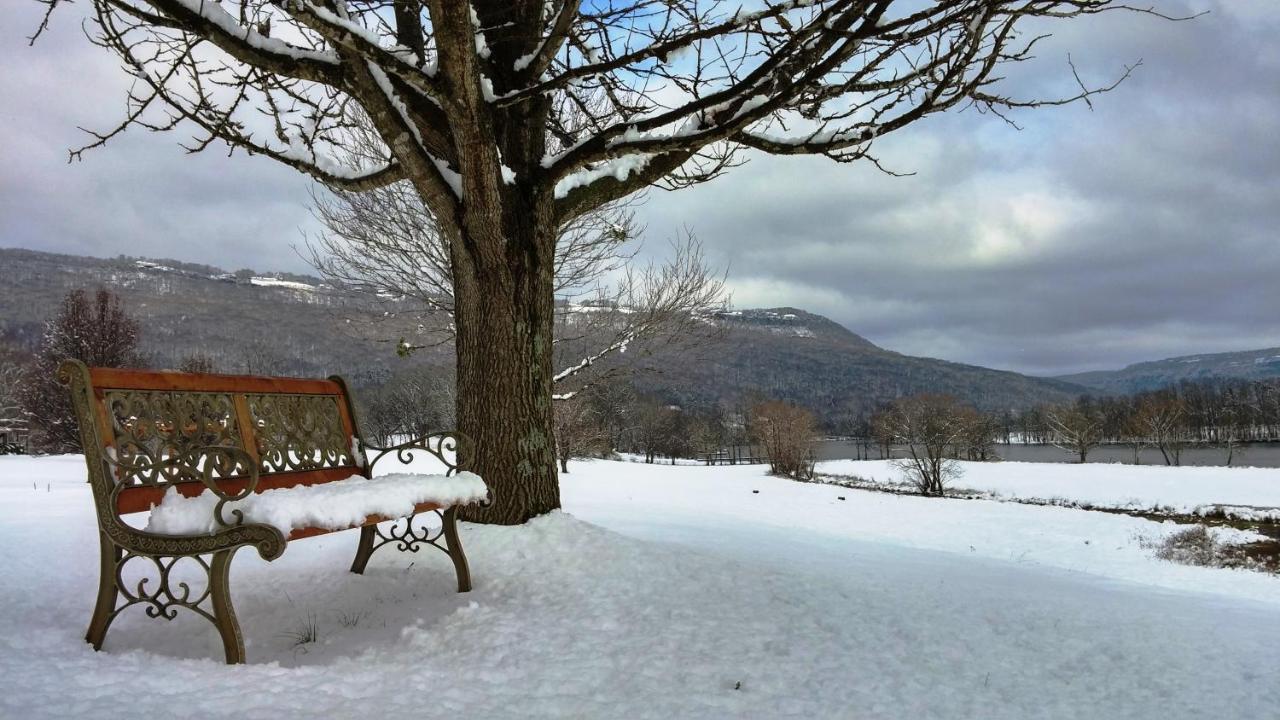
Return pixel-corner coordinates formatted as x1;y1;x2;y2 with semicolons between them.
819;459;1280;519
171;0;339;65
248;276;316;292
1;454;1277;718
145;472;488;535
553;153;652;198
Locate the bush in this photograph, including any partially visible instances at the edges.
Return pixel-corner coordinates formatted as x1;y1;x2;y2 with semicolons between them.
750;400;817;480
1142;525;1260;570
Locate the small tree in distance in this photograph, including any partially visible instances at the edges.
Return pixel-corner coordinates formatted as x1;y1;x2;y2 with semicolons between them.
1133;394;1188;466
1047;401;1104;463
750;400;817;481
178;353;218;374
553;395;608;473
881;395;968;497
23;289;146;453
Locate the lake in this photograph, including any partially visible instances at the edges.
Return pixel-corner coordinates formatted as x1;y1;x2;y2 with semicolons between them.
814;439;1280;468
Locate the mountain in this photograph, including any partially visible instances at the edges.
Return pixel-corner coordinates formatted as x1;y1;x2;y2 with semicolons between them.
0;248;1087;427
633;307;1088;426
1058;348;1280;395
0;247;451;386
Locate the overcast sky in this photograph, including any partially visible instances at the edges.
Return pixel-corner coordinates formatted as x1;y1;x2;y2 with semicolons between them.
2;2;1276;377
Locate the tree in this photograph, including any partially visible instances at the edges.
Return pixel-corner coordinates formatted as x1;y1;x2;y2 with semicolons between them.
1047;401;1103;463
357;363;457;445
0;345;31;452
178;353;218;374
750;400;817;480
881;395;968;496
552;394;607;472
869;407;896;460
1133;394;1188;466
310;179;727;401
41;0;1158;523
22;289;145;453
630;399;682;464
956;406;1000;461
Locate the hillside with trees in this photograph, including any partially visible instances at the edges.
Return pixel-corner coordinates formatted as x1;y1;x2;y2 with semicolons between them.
1;249;1085;433
1058;348;1280;395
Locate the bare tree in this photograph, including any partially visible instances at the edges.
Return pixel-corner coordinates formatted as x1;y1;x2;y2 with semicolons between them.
869;407;896;459
313;189;726;395
553;394;607;472
1133;395;1188;466
0;346;30;452
750;399;817;480
357;364;457;445
956;406;1000;461
882;395;968;496
178;353;219;374
39;0;1166;522
22;289;146;453
630;399;682;464
1047;402;1103;463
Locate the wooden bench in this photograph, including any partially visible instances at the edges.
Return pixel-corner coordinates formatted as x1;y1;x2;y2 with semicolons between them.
58;360;487;664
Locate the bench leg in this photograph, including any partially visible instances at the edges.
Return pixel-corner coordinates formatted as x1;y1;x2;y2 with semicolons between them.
349;525;376;575
441;507;472;593
86;531;121;650
209;548;246;665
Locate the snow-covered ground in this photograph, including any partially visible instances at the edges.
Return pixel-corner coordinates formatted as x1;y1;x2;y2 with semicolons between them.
819;459;1280;518
1;455;1278;718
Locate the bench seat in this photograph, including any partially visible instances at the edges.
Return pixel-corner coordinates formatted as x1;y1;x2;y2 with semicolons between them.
145;471;489;536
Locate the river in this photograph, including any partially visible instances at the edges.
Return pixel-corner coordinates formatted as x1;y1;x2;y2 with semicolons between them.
814;439;1280;468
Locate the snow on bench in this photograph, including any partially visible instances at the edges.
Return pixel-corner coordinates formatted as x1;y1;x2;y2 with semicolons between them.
146;472;489;536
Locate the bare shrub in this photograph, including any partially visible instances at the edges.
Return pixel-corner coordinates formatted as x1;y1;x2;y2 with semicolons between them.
1142;526;1256;569
881;395;969;496
750;400;817;481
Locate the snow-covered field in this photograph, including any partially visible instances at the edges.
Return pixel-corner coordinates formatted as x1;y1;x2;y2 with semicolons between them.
1;455;1278;718
820;459;1280;518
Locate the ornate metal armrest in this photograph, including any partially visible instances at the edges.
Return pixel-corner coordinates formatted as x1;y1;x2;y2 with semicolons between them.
358;431;473;476
100;445;286;560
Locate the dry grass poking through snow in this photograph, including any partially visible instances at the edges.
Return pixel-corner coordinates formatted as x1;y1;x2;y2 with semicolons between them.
1140;525;1271;572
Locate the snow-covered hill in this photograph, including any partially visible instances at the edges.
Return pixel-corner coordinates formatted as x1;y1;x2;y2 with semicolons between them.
1;455;1277;718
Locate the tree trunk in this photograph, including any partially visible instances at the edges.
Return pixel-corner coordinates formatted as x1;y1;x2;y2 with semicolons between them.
452;216;560;525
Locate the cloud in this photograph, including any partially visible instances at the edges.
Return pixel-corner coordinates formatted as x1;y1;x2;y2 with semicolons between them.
2;1;1275;377
635;1;1280;375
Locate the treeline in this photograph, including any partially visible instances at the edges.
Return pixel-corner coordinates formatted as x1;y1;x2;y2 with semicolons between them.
551;382;820;480
1006;379;1280;465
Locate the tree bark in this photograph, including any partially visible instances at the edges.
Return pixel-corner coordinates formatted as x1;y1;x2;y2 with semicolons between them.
452;212;561;525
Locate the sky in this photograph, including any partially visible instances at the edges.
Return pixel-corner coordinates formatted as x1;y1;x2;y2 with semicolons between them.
1;1;1276;377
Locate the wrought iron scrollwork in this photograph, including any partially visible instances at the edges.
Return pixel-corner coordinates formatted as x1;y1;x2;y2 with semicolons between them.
101;444;263;530
367;510;452;558
247;393;356;472
113;551;214;623
360;431;471;476
103;389;244;487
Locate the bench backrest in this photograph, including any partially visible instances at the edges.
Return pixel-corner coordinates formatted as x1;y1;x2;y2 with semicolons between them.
72;365;365;515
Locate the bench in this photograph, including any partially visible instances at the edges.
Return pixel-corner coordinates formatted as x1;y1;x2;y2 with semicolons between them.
58;360;488;664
